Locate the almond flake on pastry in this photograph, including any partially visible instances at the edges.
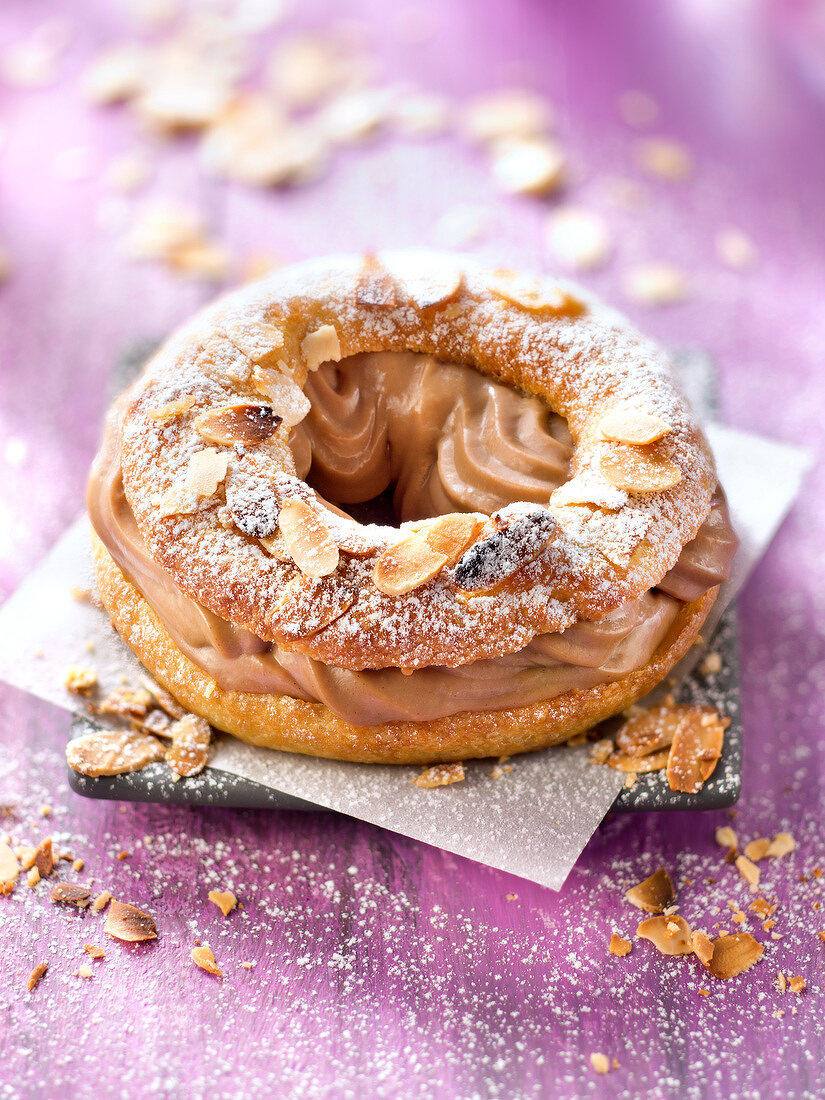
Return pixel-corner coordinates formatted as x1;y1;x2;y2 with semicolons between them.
194;403;282;447
301;324;341;371
487;270;583;315
278;497;340;577
598;403;671;445
599;443;682;492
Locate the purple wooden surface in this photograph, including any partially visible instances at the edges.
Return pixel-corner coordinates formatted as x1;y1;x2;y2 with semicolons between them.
1;2;825;1097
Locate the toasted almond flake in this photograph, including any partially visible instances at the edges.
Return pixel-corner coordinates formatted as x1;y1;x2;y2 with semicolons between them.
637;914;692;955
487;270;583;316
600;444;682;493
208;889;237;917
775;972;787;993
491;137;566;196
319;87;391;144
767;832;796;859
194;403;281;447
191;945;222;976
735;855;760;887
278;498;340;578
356;254;398;307
148;394;196;422
50;882;91;906
590;738;615;765
63;665;98;695
589;1053;610;1076
27;867;40;888
708;933;764;979
624;262;689;307
700;651;723;676
66;729;165;777
691;929;715;967
373;529;448;597
744;838;771;862
715;826;738;850
104;899;157;942
32;837;54;878
184;448;229;499
165;713;211;777
251;368;311;429
788;975;806;994
618;90;660;128
421;513;484;566
413;763;465;789
609;933;631;957
598;403;670;446
139;676;185;719
77;964;93;979
626;868;675;914
220;320;284;367
750;897;776;918
615;703;687;757
92;890;112;912
666;708;729;793
545;206;612;271
27;963;48;992
258;530;292;560
386;253;464;310
462;89;552;146
97;687;153;719
635;137;693;181
84;944;105;959
716;227;757;270
301;324;341;371
0;841;19;894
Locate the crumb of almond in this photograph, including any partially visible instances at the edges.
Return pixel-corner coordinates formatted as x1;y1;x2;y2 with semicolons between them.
191;945;222;977
505;893;518;902
744;838;771;862
27;962;48;991
699;651;722;677
39;804;52;817
414;762;465;789
84;944;105;959
77;964;93;979
241;961;253;970
104;899;157;941
609;933;632;957
92;890;112;912
698;988;710;997
63;666;98;695
767;832;796;859
72;858;84;872
589;1052;610;1075
735;855;760;888
625;867;675;913
117;850;129;860
208;889;237;917
788;975;806;994
715;825;738;850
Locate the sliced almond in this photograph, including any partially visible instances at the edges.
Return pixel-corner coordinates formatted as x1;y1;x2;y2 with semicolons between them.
184;448;229;499
301;324;341;371
487;270;583;316
194;334;252;383
545;205;613;272
788;975;806;994
165;714;211;778
27;962;48;992
589;1053;611;1076
608;933;631;957
194;403;281;447
84;944;105;959
104;899;157;942
491;137;566;196
413;763;465;789
140;676;185;719
608;748;670;773
219;319;284;368
208;889;237;917
66;729;165;777
615;704;685;757
421;513;484;566
461;89;552;146
32;838;54;878
666;709;729;794
92;891;112;912
735;855;760;888
385;252;464;310
637;914;692;955
691;929;715;967
278;497;340;578
707;933;764;980
50;883;91;906
0;841;19;894
715;826;738;850
63;665;98;695
623;262;689;307
625;867;674;914
744;838;771;863
767;832;796;859
373;530;447;597
191;945;222;976
251;367;311;429
598;403;670;446
148;394;196;422
356;253;398;307
600;443;682;493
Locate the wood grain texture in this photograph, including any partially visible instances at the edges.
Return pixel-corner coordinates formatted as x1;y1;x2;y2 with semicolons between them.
1;1;825;1098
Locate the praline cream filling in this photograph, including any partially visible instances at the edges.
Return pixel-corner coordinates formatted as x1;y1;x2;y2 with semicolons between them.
89;352;736;727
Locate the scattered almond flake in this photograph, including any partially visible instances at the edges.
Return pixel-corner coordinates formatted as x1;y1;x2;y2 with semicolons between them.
140;675;186;720
699;651;722;677
735;855;760;888
461;89;553;146
600;444;682;494
666;708;729;793
32;837;54;878
618;89;660;128
598;402;670;446
625;868;675;914
589;1052;610;1076
27;963;48;992
0;841;20;894
27;867;40;888
590;739;615;766
716;227;757;270
191;945;223;977
251;368;311;428
637;914;692;955
267;34;356;110
125;201;228;279
208;889;237;917
715;825;738;850
623;262;689;307
84;944;105;959
708;933;764;979
624;773;637;789
732;910;747;925
63;665;98;695
92;891;112;912
635;136;693;181
319;87;392;145
788;975;806;994
545;206;612;271
97;687;154;720
148;394;196;422
413;763;465;789
241;961;253;970
767;832;796;859
776;972;787;993
749;896;776;918
104;899;157;942
77;964;94;979
165;713;211;777
608;933;631;957
691;930;715;967
301;324;341;371
744;838;771;862
184;447;230;500
505;893;518;902
66;729;165;777
70;586;91;603
490;138;565;196
50;882;91;907
117;851;129;860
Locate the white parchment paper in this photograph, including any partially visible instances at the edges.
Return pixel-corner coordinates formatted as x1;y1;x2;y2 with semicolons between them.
0;423;811;890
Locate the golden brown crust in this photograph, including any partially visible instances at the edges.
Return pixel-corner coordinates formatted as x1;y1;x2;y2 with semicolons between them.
92;533;717;765
117;251;717;671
